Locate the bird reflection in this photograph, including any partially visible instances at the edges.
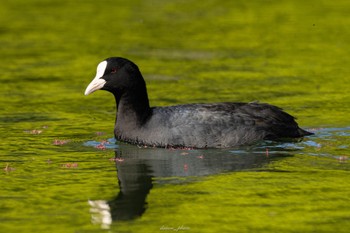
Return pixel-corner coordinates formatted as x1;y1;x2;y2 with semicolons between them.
89;143;292;228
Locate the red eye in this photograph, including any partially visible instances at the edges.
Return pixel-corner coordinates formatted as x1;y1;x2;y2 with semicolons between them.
111;68;117;73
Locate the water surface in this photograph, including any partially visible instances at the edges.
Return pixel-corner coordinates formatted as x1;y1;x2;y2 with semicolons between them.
1;0;350;232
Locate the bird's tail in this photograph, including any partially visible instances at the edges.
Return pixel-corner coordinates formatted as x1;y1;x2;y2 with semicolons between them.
298;128;314;137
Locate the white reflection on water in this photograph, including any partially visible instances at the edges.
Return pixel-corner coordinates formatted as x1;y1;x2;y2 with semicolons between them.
88;200;112;229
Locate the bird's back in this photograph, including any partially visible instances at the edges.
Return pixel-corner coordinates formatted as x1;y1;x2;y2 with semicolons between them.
116;102;310;148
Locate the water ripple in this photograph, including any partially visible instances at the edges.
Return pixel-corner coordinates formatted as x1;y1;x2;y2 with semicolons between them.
83;138;118;149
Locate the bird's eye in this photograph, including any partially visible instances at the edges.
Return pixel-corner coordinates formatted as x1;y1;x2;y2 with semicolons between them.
111;68;118;73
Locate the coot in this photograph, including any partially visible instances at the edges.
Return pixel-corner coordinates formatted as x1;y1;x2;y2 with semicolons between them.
85;57;312;148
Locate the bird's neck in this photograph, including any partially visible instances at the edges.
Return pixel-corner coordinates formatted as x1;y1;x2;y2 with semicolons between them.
113;88;151;126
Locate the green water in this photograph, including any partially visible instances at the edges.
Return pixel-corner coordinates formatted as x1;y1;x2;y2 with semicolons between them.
1;0;350;232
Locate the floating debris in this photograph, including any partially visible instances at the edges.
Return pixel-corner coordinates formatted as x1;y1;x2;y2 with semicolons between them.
109;157;125;162
83;139;118;150
336;156;348;163
95;140;111;150
62;163;78;168
183;164;188;171
95;143;106;150
53;139;70;145
4;163;15;172
166;145;194;150
24;129;43;134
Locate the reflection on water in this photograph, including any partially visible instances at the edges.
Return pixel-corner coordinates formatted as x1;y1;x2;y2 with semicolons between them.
88;127;350;229
88;143;293;229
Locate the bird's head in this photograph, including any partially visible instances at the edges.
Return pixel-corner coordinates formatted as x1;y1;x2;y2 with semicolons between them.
84;57;144;96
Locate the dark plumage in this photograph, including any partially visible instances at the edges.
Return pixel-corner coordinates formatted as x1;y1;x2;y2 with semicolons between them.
85;57;312;148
